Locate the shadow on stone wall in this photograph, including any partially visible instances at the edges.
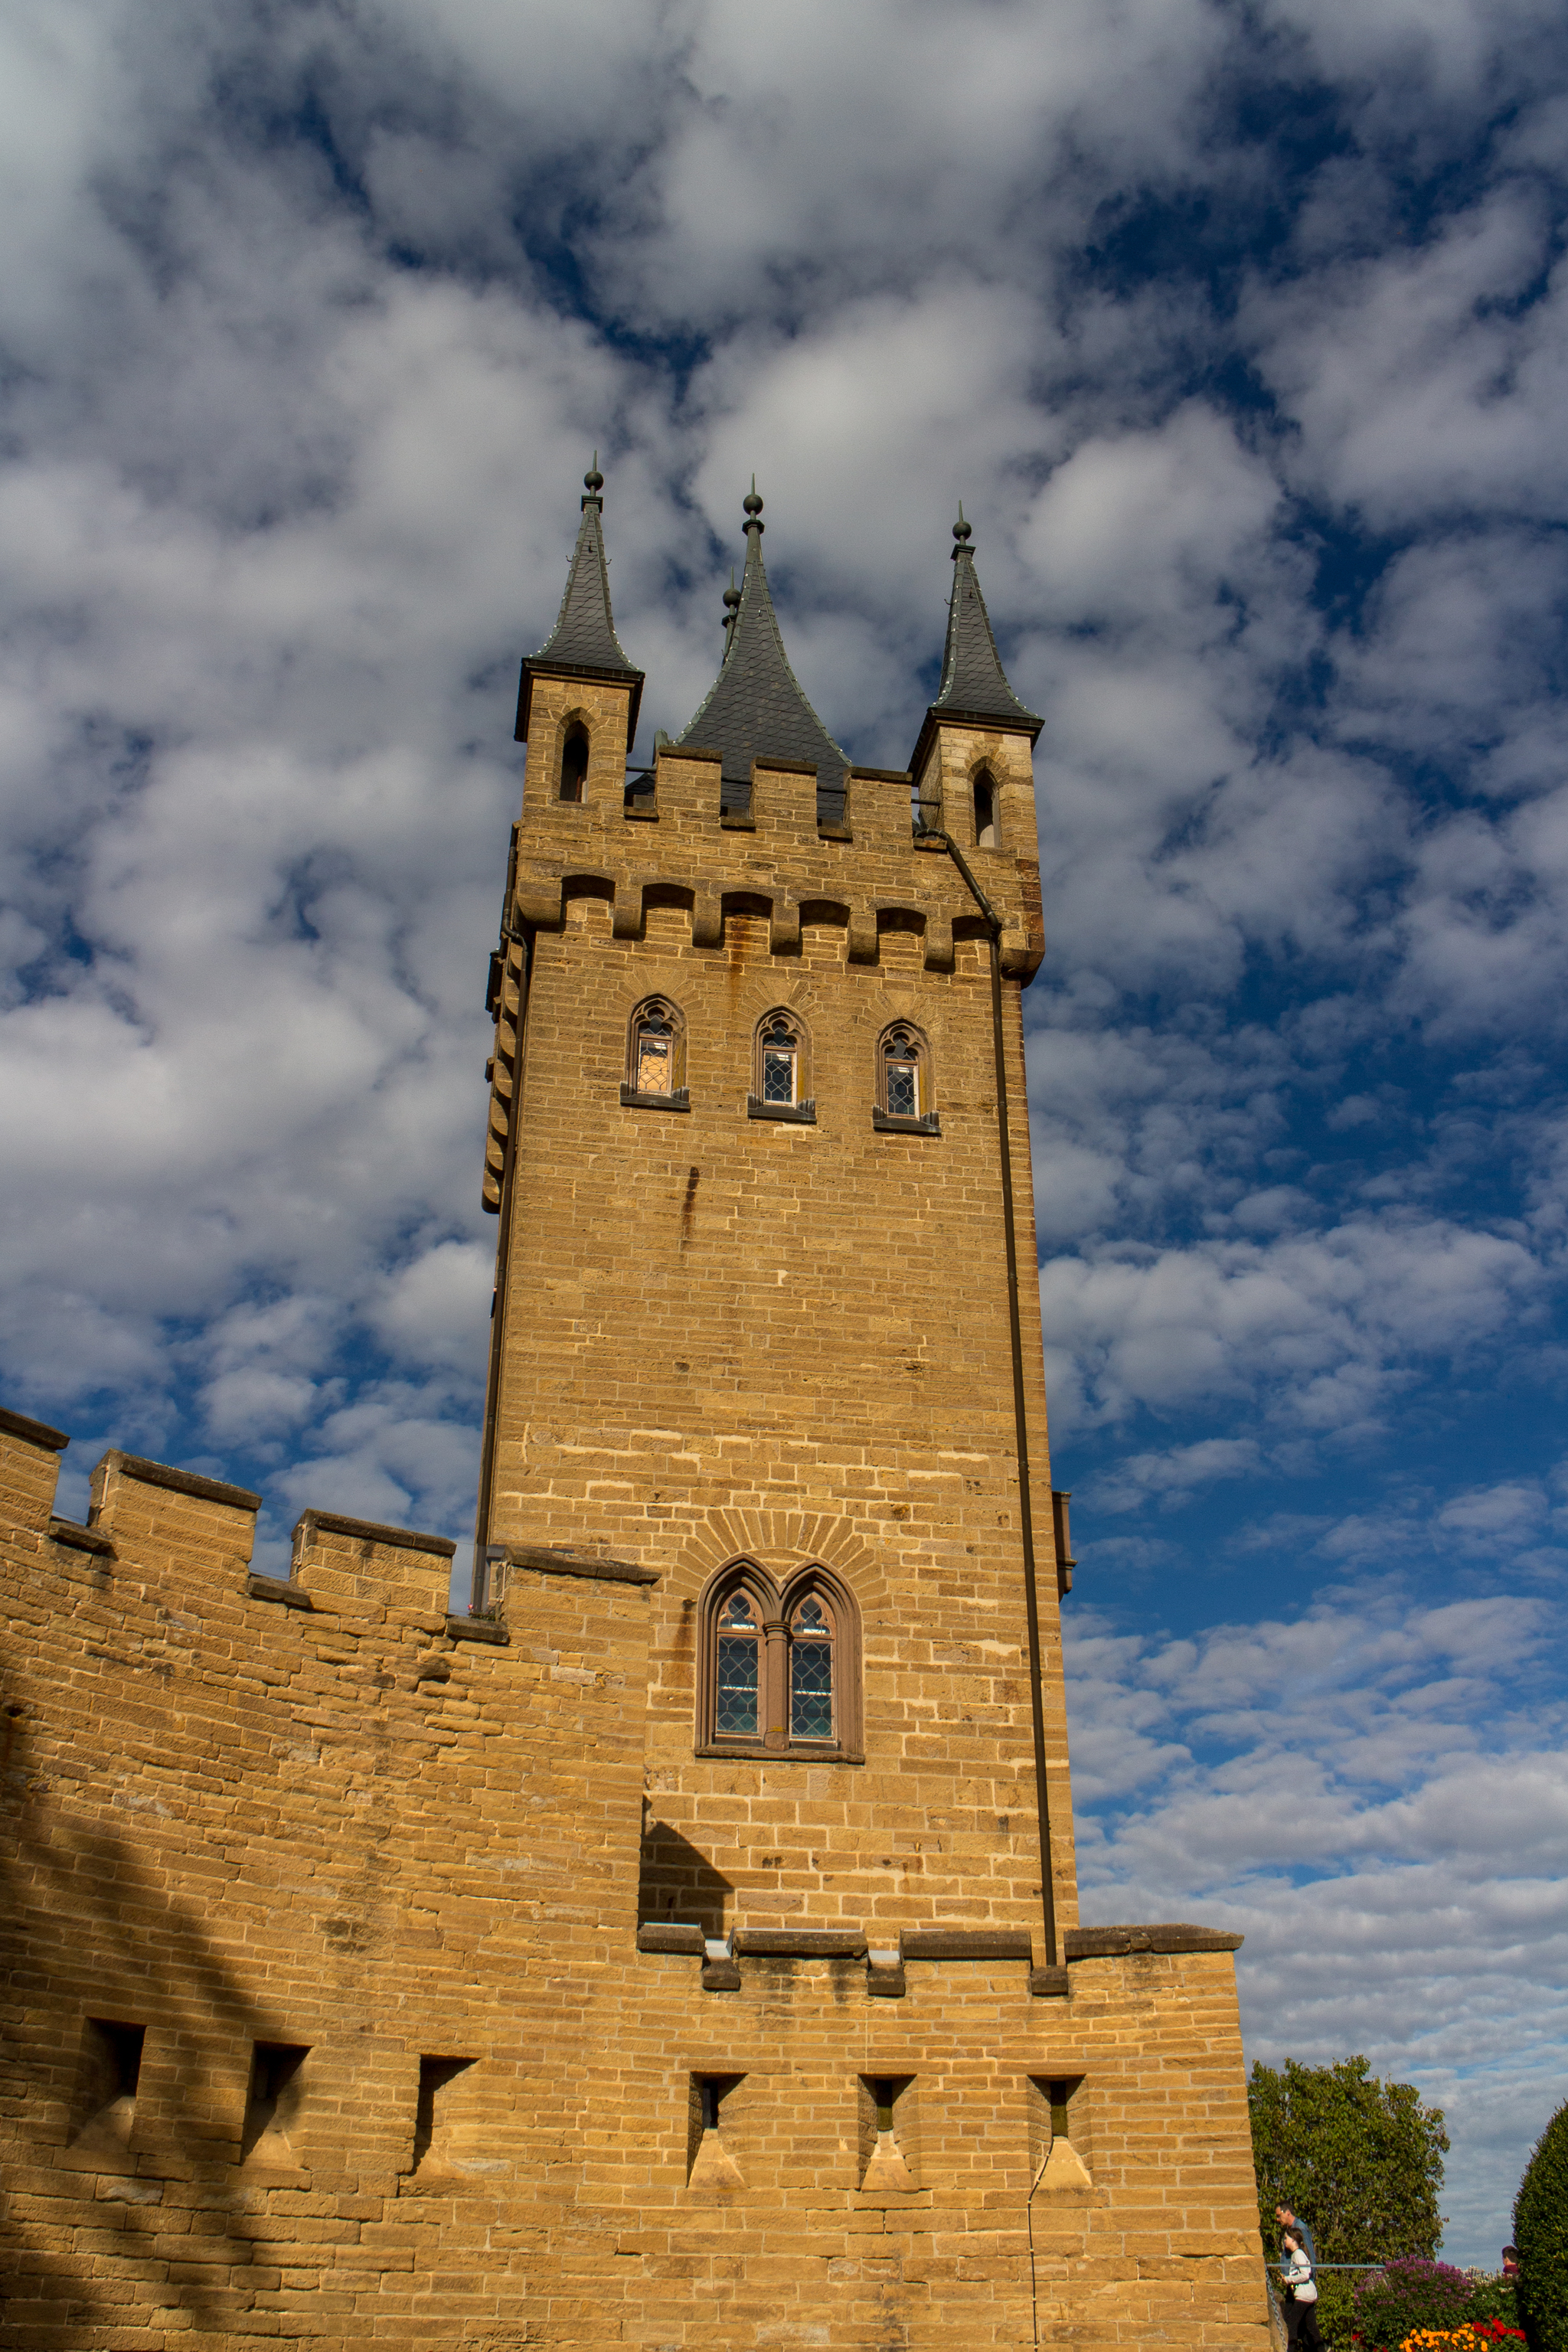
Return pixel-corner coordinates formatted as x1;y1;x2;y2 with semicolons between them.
1;1701;332;2347
637;1809;733;1939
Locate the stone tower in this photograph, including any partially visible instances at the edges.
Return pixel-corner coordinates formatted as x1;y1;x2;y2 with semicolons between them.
0;467;1272;2351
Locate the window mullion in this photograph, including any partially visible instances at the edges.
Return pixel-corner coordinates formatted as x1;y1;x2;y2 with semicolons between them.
762;1615;789;1749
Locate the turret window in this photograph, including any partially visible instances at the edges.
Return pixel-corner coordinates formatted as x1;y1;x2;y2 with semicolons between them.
622;996;689;1111
697;1564;863;1760
761;1018;798;1104
559;722;590;802
873;1024;939;1135
972;766;997;848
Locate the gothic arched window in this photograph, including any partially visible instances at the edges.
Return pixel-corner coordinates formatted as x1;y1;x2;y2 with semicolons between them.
697;1564;862;1759
748;1008;815;1124
621;996;689;1110
873;1023;939;1134
972;764;997;848
559;721;590;802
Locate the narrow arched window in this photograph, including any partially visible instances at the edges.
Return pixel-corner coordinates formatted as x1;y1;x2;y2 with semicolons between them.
560;722;590;802
972;766;997;848
697;1563;863;1759
789;1592;834;1741
749;1010;815;1123
622;996;688;1110
874;1023;937;1133
716;1589;761;1737
760;1014;798;1104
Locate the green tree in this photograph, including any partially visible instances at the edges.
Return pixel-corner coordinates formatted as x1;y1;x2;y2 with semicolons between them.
1248;2056;1449;2269
1515;2097;1568;2352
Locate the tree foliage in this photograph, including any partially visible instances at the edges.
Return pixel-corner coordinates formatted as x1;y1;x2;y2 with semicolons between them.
1248;2056;1449;2269
1514;2099;1568;2352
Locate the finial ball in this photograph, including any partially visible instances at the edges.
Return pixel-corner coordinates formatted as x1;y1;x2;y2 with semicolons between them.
724;584;743;609
584;466;604;493
743;490;763;517
952;514;972;544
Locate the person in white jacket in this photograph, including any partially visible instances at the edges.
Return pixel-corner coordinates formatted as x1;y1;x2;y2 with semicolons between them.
1279;2230;1324;2351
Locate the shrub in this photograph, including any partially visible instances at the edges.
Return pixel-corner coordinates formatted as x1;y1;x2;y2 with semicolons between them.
1354;2259;1478;2350
1469;2282;1522;2334
1515;2100;1568;2352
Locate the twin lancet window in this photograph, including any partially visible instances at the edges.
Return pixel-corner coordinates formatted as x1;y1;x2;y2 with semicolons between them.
701;1567;862;1760
622;999;933;1132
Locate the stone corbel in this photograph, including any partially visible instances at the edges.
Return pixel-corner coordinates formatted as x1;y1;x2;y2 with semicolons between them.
691;892;723;949
769;901;802;956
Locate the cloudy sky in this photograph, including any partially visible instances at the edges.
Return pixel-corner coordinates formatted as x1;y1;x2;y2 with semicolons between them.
2;0;1564;2265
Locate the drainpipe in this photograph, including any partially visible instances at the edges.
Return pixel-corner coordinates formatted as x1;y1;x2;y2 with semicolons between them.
472;836;530;1612
916;825;1058;1968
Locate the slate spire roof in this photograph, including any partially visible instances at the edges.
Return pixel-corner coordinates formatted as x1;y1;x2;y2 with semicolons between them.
928;509;1041;736
672;486;848;800
514;460;644;748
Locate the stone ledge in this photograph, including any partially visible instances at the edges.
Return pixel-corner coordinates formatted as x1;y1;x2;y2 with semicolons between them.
108;1452;262;1513
247;1573;312;1611
503;1544;658;1586
1;1405;70;1452
636;1922;707;1955
733;1927;867;1958
295;1508;457;1558
1029;1966;1071;1999
620;1083;691;1112
871;1108;941;1136
49;1517;114;1558
446;1614;509;1645
901;1929;1034;1962
1065;1922;1244;1958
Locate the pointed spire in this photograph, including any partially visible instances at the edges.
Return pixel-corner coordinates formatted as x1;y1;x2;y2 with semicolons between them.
672;486;848;800
926;507;1041;734
515;460;645;748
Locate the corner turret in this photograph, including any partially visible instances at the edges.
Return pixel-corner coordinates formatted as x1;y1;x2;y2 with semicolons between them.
908;511;1041;856
515;459;645;753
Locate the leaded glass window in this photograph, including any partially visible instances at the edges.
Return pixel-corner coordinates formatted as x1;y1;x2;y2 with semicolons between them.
635;1006;674;1095
715;1591;760;1737
789;1593;834;1741
760;1016;798;1105
885;1036;918;1118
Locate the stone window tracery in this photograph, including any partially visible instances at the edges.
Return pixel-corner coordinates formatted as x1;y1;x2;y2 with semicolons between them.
696;1563;861;1760
873;1022;939;1135
622;996;689;1110
747;1009;815;1125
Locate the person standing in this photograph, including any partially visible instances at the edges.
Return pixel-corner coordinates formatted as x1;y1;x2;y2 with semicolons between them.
1276;2206;1319;2270
1279;2229;1323;2351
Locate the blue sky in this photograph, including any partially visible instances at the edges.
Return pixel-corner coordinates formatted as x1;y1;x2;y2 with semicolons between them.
2;0;1565;2267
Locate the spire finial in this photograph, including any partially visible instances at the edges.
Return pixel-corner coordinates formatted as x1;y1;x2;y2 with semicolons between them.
952;501;972;554
722;564;741;644
743;475;764;534
582;450;604;510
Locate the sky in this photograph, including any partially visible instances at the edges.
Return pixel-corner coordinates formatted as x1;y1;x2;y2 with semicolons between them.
1;0;1564;2270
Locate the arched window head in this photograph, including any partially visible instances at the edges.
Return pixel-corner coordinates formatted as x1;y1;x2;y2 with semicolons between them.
874;1023;937;1133
622;996;688;1109
972;766;997;849
749;1010;815;1124
697;1564;862;1759
559;722;590;803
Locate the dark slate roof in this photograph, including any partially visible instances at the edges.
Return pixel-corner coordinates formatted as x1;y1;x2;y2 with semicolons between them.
929;515;1041;734
532;472;639;674
672;492;848;793
516;465;644;747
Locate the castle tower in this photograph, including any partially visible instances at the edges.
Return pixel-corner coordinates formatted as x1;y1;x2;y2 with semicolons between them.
0;468;1272;2352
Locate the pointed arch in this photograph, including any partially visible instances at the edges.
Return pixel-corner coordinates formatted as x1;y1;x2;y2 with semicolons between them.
559;718;590;802
696;1559;863;1760
748;1005;815;1125
622;994;688;1110
873;1019;939;1135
